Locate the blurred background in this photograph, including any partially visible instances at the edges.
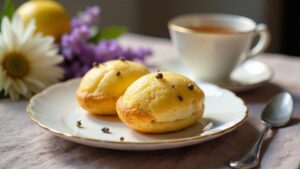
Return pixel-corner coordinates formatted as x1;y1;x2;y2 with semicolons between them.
9;0;299;56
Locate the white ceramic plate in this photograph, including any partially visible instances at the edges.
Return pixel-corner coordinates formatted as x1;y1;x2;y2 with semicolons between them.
27;78;247;151
159;59;273;92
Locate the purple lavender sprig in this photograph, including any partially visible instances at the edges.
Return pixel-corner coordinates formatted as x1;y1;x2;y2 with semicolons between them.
60;6;152;80
71;6;100;28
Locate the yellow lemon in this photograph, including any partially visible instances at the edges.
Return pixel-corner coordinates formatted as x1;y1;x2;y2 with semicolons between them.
17;0;71;42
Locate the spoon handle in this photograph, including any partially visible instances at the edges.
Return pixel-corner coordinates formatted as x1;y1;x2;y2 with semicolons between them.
229;125;271;168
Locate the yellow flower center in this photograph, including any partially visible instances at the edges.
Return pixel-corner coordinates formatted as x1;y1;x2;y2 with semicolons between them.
2;52;30;78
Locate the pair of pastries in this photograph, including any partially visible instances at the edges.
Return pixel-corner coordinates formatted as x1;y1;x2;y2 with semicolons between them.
77;59;205;133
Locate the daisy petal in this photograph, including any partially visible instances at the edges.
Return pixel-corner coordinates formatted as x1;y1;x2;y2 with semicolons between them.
24;76;46;89
0;34;8;54
12;14;24;43
15;79;29;96
21;19;36;45
8;87;20;100
1;17;18;50
3;77;11;95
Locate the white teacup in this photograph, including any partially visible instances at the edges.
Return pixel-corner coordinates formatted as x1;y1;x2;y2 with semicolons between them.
168;14;270;83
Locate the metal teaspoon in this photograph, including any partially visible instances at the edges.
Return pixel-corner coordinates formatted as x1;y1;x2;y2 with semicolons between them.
229;92;294;169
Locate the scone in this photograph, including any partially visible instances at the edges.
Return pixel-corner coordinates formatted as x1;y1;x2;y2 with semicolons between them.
116;72;205;133
77;59;149;115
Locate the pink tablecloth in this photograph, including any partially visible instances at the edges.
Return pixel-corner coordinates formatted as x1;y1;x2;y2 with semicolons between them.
0;34;300;169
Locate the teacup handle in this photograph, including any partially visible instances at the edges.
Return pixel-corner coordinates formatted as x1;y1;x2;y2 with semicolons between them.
246;24;270;60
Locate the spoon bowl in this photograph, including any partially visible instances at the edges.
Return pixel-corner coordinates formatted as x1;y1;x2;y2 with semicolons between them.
262;92;294;127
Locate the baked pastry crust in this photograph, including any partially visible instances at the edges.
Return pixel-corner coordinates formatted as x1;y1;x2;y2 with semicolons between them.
116;72;205;133
117;97;204;133
77;91;117;115
77;60;149;115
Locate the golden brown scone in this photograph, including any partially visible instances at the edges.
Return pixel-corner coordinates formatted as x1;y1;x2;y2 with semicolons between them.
116;72;205;133
77;60;149;115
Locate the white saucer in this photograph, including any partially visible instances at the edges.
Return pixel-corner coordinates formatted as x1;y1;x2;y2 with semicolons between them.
159;59;273;92
27;79;247;151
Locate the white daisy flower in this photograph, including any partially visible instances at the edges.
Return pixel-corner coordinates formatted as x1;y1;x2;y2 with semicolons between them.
0;14;64;100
